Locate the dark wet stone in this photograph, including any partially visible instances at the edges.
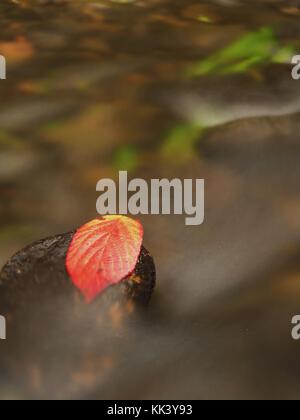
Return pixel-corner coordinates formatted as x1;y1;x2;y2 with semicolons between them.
0;232;156;398
0;231;156;310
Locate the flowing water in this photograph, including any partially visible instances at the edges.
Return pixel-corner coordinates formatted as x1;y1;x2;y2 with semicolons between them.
1;0;300;399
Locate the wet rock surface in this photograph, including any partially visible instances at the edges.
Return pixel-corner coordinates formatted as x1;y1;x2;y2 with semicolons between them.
0;233;155;399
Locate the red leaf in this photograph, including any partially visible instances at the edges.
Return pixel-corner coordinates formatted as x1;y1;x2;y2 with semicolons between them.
66;216;144;302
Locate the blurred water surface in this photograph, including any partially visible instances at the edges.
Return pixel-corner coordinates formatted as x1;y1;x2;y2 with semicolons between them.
1;0;300;399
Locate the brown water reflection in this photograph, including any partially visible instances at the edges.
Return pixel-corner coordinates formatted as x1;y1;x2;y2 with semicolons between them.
1;0;300;399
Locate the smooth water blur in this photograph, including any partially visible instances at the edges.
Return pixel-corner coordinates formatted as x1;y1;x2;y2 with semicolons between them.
1;0;300;399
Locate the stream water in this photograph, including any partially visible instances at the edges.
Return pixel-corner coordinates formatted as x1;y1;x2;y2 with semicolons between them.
1;0;300;399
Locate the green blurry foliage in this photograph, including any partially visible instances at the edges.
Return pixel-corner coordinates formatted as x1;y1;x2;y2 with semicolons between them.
161;123;203;164
186;27;295;77
113;146;139;172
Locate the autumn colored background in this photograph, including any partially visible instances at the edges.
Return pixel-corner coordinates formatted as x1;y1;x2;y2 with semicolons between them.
1;0;300;400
